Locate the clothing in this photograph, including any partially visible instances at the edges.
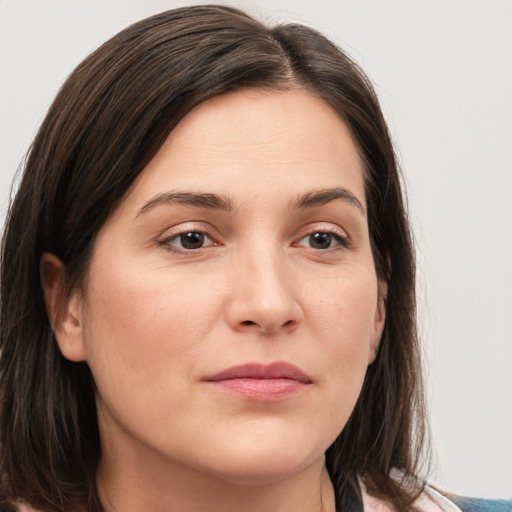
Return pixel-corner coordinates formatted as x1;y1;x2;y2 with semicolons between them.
450;496;512;512
360;486;511;512
422;489;511;512
5;490;511;511
361;485;462;512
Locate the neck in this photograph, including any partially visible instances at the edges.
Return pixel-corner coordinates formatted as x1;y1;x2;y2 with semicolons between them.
97;442;336;512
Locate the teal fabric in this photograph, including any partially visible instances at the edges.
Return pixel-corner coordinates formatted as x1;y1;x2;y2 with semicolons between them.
451;496;512;512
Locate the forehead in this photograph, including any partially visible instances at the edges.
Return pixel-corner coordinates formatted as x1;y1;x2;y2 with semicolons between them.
120;89;366;214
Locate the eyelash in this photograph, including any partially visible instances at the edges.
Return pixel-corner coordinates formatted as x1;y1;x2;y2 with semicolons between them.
158;230;217;253
295;227;350;251
157;225;351;254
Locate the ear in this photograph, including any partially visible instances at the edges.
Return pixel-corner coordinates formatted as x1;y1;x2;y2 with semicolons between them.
368;278;388;364
40;253;87;362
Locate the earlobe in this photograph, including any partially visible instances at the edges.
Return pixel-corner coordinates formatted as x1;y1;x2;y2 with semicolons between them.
40;253;87;362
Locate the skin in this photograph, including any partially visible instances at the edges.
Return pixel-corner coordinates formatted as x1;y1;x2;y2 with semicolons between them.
42;89;387;512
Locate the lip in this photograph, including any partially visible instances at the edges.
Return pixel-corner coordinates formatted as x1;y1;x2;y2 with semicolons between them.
203;362;312;401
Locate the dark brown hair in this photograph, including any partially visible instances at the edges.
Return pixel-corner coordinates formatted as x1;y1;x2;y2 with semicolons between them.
0;5;429;511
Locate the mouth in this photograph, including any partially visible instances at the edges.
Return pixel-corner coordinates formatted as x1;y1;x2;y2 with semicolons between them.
203;362;312;401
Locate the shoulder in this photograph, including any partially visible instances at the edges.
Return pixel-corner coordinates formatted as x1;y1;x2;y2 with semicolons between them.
448;496;512;512
361;484;511;512
418;487;511;512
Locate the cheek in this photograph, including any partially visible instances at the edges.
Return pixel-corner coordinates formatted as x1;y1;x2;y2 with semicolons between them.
301;267;378;411
80;259;223;399
304;266;378;351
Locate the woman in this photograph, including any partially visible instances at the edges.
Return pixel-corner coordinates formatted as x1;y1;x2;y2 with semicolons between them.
0;5;508;512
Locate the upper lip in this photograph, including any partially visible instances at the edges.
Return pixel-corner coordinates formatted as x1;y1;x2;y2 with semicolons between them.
203;362;312;383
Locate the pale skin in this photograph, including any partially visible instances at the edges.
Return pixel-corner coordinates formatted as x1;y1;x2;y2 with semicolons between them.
42;89;387;512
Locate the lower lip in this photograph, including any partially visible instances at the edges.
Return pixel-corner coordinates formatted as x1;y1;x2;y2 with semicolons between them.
207;378;309;401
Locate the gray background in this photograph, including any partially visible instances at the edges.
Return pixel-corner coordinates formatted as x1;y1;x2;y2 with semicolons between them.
1;0;511;498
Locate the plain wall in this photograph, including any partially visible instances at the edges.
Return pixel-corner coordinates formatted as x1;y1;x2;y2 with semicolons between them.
1;0;511;498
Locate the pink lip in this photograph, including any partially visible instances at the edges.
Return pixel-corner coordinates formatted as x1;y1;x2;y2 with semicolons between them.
203;362;311;401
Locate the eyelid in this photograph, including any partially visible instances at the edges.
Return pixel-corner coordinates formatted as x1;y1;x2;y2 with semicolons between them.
156;222;220;252
293;223;351;249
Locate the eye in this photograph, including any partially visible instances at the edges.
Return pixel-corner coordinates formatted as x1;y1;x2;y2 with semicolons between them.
161;231;215;251
296;231;347;250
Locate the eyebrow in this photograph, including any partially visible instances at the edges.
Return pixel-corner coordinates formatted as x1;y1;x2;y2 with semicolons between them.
136;191;234;217
136;187;365;218
293;187;366;215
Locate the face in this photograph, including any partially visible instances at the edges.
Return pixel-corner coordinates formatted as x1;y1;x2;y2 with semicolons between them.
49;89;386;487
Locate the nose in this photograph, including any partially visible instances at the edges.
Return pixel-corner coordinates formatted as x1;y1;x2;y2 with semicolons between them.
224;247;303;336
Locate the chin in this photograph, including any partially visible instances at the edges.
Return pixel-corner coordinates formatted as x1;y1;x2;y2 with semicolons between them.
194;432;327;486
208;454;321;487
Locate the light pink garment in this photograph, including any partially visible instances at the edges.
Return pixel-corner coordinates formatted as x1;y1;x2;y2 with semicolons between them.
16;505;40;512
362;485;463;512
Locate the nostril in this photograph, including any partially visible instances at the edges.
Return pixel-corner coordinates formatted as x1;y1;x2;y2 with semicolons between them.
239;319;295;331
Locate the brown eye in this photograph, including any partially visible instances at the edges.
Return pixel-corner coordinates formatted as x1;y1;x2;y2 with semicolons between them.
296;231;346;250
308;232;333;249
162;231;215;251
179;232;205;250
